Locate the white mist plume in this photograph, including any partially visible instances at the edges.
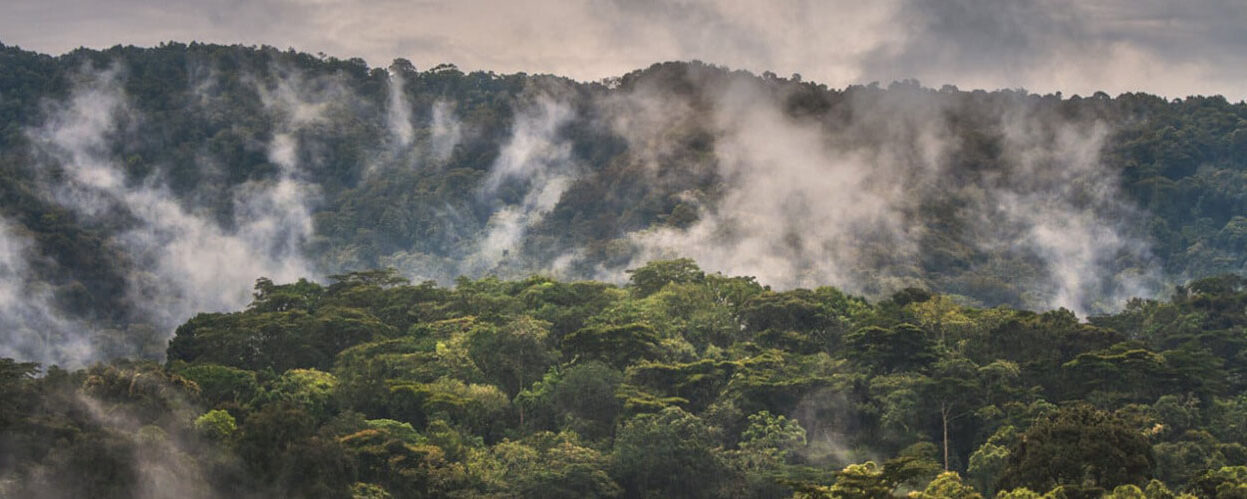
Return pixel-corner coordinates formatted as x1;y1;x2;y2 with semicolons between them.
386;72;414;148
465;94;577;273
483;97;575;191
618;79;949;295
0;219;93;365
22;68;322;366
790;387;865;466
988;112;1161;314
75;393;216;499
593;76;1156;313
597;79;701;173
374;93;572;282
375;76;459;177
429;100;462;162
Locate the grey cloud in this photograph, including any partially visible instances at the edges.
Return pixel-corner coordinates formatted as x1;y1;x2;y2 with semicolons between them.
863;0;1083;82
3;0;1244;98
861;0;1247;97
597;0;776;64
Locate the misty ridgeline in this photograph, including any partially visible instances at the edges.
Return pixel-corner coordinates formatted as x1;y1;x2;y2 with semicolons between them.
3;42;1247;499
9;42;1240;367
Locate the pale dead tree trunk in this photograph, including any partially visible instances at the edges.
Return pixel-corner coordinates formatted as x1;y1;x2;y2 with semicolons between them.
941;403;950;471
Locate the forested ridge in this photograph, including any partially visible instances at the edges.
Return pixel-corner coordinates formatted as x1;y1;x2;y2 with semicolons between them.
4;41;1247;497
5;261;1247;497
3;42;1247;367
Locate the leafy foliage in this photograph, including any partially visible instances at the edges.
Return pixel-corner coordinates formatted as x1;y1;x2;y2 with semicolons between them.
3;261;1247;496
4;41;1247;496
3;43;1247;349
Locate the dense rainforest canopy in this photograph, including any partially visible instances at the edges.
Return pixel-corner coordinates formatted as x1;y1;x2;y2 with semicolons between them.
5;262;1247;497
3;41;1247;497
1;41;1247;366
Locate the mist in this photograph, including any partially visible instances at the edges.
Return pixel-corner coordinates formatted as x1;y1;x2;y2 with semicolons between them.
429;100;463;163
1;2;1244;494
385;72;414;149
19;65;323;367
618;76;939;295
563;74;1161;314
0;45;1199;369
0;219;93;365
471;94;578;272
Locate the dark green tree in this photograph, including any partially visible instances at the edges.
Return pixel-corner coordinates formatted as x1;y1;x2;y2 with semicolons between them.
999;404;1155;495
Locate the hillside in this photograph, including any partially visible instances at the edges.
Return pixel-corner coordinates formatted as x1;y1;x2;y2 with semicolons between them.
4;263;1247;497
2;42;1247;366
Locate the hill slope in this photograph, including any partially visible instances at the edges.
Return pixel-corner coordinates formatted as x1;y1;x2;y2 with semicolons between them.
1;42;1247;365
4;264;1247;497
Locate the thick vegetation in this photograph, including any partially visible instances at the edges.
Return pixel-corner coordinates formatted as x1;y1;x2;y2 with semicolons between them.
5;41;1247;497
4;261;1247;497
2;41;1247;351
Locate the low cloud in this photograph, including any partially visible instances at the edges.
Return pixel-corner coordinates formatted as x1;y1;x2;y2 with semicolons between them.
0;219;93;365
385;71;414;149
2;1;1245;98
16;65;325;366
581;74;1159;314
470;91;579;274
429;100;462;163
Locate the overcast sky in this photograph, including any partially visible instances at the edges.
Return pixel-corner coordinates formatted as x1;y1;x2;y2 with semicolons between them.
4;0;1246;99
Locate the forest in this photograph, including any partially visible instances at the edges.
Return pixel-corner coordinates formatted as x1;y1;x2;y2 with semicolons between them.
2;42;1247;367
2;41;1247;497
4;261;1247;497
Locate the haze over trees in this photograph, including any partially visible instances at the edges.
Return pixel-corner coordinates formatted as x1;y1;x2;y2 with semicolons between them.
1;42;1247;367
4;263;1247;497
3;42;1247;497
